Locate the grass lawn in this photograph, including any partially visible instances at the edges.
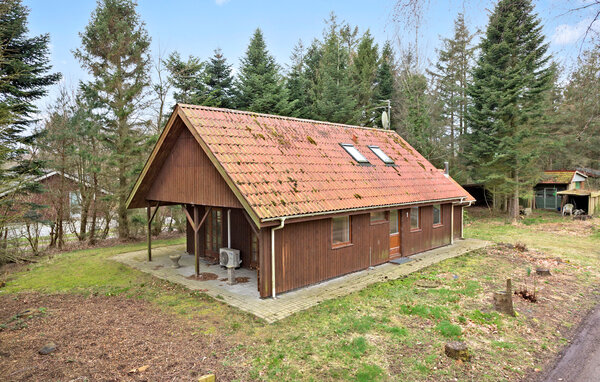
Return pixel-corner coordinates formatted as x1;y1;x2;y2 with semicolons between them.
1;209;600;381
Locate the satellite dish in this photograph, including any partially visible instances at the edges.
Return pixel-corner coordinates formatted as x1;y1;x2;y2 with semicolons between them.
382;110;390;129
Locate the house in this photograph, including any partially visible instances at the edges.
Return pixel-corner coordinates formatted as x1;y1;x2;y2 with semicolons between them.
127;104;474;298
534;170;588;211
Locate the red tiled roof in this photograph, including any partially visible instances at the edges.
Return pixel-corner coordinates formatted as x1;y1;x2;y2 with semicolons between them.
177;104;473;221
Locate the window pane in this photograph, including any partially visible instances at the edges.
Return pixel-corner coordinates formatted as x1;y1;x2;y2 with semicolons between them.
332;216;350;245
369;145;394;164
370;211;386;222
389;210;399;234
410;207;420;229
341;144;369;164
433;204;441;225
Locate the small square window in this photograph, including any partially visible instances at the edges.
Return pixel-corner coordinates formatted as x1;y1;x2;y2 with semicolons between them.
433;204;442;225
370;211;386;223
368;145;394;165
332;216;351;247
410;207;420;230
341;143;370;164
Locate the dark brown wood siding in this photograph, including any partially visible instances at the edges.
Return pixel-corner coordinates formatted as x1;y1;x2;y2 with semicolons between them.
401;204;452;256
146;127;242;208
453;205;462;240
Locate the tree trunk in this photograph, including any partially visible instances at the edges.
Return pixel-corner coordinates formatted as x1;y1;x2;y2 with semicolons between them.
508;172;520;221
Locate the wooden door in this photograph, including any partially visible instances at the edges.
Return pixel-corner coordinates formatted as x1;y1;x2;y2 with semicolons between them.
205;208;223;258
389;209;401;258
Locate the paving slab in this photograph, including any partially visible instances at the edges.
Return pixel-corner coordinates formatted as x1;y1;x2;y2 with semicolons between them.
112;238;491;323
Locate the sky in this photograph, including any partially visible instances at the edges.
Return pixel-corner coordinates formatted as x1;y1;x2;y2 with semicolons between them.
22;0;600;112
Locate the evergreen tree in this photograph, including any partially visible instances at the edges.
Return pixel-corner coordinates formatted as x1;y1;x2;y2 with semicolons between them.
313;14;358;124
429;13;476;172
236;28;290;115
373;41;396;128
395;48;444;165
465;0;554;219
0;0;60;259
351;30;379;126
559;42;600;171
164;52;205;104
74;0;152;239
200;48;235;108
286;40;313;119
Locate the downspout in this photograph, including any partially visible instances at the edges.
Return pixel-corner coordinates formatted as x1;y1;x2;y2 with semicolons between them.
227;209;231;248
271;218;286;299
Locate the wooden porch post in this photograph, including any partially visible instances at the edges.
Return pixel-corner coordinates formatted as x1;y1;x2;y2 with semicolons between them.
146;201;161;262
194;205;200;275
147;204;152;262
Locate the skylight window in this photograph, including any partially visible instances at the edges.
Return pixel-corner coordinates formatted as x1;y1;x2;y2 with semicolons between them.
368;145;394;165
340;143;370;164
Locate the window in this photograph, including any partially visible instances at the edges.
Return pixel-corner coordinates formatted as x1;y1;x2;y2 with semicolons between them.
340;143;370;164
69;191;80;207
410;207;420;230
389;210;399;234
575;181;581;189
251;231;258;266
433;204;442;225
370;211;386;223
368;145;394;165
332;216;351;247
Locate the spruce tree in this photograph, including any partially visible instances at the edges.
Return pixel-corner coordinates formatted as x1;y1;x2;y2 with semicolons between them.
465;0;554;219
0;0;60;257
373;41;396;128
74;0;152;239
236;28;290;115
313;15;358;124
351;30;379;126
286;40;313;119
200;48;235;108
429;13;475;170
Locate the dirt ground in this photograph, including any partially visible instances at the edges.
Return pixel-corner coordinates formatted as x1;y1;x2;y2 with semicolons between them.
539;304;600;382
0;293;248;381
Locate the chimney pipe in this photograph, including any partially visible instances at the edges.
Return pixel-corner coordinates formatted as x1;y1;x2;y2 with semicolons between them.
444;161;449;176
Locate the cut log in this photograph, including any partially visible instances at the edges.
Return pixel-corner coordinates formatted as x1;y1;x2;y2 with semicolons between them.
536;268;551;276
493;279;516;316
444;341;471;361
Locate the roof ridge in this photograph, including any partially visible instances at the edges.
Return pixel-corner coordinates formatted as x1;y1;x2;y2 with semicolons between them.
177;103;397;133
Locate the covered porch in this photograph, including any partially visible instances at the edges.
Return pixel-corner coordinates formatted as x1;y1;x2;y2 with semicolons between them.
146;202;261;292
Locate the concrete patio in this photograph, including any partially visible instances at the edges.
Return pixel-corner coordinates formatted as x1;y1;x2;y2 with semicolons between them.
112;238;491;323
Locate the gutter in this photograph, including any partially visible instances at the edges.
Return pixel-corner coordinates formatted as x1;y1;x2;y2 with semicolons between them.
271;217;286;299
261;196;467;224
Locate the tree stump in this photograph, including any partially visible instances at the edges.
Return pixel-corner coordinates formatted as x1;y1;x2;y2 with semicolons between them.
493;279;516;316
444;341;471;361
536;268;551;276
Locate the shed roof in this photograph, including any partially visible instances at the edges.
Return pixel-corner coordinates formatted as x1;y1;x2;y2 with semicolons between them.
128;105;473;223
539;170;587;185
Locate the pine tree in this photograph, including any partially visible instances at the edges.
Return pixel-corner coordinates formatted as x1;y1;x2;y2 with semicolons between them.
164;52;205;104
0;0;60;258
200;48;235;108
429;13;476;171
373;41;396;128
313;14;358;124
236;28;290;115
74;0;152;239
465;0;554;219
351;30;379;126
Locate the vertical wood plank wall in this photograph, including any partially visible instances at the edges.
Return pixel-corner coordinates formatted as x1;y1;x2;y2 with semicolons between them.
258;204;459;298
453;205;462;240
400;204;452;256
146;127;242;209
